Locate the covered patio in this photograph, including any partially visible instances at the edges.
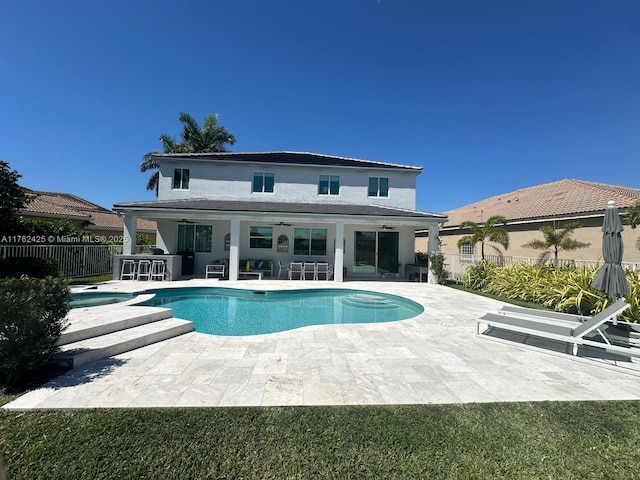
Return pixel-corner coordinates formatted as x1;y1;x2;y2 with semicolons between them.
113;199;446;282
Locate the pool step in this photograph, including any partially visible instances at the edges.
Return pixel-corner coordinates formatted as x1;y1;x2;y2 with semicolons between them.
52;317;194;369
59;304;175;346
340;294;396;308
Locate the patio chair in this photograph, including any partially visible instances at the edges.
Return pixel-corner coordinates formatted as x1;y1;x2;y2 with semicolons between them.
120;259;137;280
289;262;303;280
277;260;290;279
206;264;225;279
150;260;167;281
302;262;316;281
497;305;591;325
316;262;332;280
477;298;632;358
137;260;152;281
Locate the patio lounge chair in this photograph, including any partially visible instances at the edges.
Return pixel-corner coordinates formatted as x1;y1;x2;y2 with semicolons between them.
477;298;633;359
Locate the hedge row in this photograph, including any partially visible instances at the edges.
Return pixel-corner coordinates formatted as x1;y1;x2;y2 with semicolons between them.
0;257;60;278
463;262;639;323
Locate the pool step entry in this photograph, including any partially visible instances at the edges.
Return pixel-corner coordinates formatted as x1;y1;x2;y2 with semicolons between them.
339;293;397;309
52;304;193;369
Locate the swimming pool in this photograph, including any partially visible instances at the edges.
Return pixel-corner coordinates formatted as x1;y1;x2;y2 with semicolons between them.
141;287;423;336
70;291;138;309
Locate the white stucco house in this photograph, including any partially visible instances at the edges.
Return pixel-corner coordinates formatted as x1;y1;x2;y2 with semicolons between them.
113;152;446;282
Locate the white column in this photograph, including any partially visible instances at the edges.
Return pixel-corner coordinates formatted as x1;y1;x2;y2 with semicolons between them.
228;218;240;281
427;223;440;253
427;223;440;284
122;213;137;255
334;222;344;282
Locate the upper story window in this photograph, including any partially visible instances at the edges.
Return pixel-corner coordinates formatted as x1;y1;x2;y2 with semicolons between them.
368;177;389;197
249;226;273;249
173;168;190;190
318;175;339;195
253;172;274;193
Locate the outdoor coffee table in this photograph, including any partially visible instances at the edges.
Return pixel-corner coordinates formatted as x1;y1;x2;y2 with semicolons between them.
238;271;263;280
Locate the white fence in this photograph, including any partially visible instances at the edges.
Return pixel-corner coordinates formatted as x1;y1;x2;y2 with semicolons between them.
0;245;123;278
443;253;640;281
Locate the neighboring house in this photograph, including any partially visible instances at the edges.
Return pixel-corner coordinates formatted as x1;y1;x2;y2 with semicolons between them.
21;190;157;243
416;179;640;267
114;151;446;281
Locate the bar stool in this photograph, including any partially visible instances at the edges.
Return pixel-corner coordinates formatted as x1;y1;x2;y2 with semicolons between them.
137;260;152;281
120;259;137;280
150;260;166;281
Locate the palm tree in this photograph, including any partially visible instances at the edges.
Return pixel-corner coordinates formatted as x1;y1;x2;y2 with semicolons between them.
523;222;589;268
141;113;236;194
456;215;509;260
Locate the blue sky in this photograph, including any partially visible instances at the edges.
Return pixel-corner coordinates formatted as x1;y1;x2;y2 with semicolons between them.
1;1;639;215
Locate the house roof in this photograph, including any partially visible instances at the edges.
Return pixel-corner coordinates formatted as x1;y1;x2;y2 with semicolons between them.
441;179;640;228
113;198;446;223
152;151;423;172
22;190;156;232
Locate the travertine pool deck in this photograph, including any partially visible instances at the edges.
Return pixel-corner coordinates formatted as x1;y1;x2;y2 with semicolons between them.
4;279;640;410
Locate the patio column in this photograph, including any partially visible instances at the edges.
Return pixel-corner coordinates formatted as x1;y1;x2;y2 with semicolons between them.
334;222;344;282
427;223;440;254
427;223;440;284
228;218;240;281
122;213;137;255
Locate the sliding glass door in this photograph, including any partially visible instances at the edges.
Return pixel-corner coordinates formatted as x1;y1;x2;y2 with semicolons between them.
353;231;399;274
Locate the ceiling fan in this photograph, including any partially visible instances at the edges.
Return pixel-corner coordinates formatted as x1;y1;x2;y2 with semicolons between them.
379;225;397;230
271;221;293;227
178;219;196;224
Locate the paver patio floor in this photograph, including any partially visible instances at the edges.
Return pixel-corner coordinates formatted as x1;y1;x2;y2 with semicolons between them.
4;280;640;410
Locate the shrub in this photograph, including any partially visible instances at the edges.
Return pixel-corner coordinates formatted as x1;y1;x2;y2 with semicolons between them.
0;257;60;278
463;262;640;323
0;277;71;386
463;261;498;291
428;252;449;284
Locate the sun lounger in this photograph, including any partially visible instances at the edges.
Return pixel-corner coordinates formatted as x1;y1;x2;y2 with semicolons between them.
498;304;590;324
478;298;632;358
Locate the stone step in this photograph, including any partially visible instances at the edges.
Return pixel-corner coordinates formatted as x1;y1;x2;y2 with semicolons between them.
52;317;194;369
59;303;173;346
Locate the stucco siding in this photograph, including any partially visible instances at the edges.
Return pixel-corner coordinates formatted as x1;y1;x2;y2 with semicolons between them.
158;161;417;209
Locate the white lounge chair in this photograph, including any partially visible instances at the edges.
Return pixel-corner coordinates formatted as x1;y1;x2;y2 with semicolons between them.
478;298;632;358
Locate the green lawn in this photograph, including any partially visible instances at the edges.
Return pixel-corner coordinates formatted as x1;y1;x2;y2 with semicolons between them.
1;402;640;479
67;273;113;285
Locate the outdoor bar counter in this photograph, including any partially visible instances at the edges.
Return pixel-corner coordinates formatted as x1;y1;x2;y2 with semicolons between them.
113;254;182;281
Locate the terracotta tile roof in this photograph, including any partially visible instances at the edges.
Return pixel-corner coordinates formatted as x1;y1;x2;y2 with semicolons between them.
442;179;640;228
22;190;156;232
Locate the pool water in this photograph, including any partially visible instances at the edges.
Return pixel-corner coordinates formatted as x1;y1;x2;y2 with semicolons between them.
141;287;424;336
70;291;137;309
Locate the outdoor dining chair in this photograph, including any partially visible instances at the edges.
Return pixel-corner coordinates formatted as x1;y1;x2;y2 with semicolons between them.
316;262;332;280
289;262;303;280
277;260;290;279
302;262;316;280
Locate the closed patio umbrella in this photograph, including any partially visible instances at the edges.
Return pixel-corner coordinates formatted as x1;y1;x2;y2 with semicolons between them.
591;200;629;300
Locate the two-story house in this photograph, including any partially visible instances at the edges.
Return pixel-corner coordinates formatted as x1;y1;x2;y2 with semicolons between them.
114;152;446;281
